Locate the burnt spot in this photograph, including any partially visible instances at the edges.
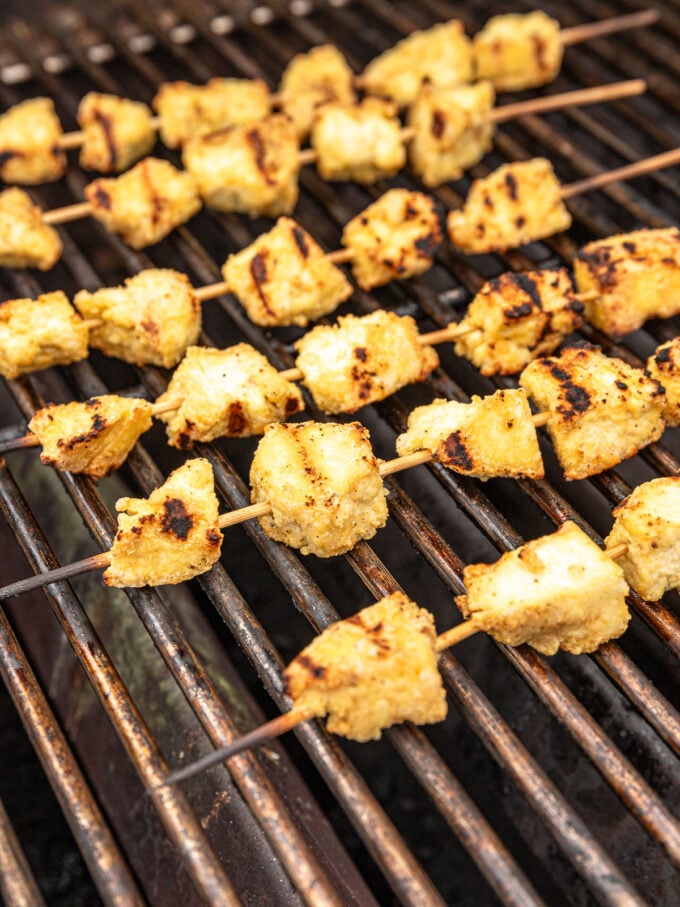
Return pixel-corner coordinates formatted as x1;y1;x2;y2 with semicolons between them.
441;431;473;471
483;193;494;209
292;225;309;259
504;302;534;320
205;529;221;548
293;653;326;680
548;364;572;384
0;150;18;168
177;432;194;450
655;346;672;364
85;398;99;408
515;215;526;229
58;412;108;450
504;172;518;201
250;252;276;318
93;108;118;170
622;241;636;254
226;402;247;436
285;396;301;416
568;299;585;315
160;498;193;539
615;380;628;391
140;161;165;226
358;380;374;400
575;248;619;288
414;231;441;257
360;215;368;226
354;346;368;362
92;184;112;211
405;204;418;219
431;110;446;140
246;128;275;186
560;383;591;417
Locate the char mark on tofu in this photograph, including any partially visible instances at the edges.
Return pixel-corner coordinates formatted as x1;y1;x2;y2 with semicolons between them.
504;172;518;200
160;498;193;539
93;185;112;211
58;412;107;450
93;109;117;170
247;127;276;186
292;224;309;258
441;431;474;471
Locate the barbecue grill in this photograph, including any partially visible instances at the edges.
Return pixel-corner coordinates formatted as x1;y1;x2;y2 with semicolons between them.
0;1;678;904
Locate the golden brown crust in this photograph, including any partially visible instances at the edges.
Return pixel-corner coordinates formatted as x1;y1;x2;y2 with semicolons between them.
77;92;156;173
473;11;563;91
0;98;66;184
279;45;355;140
0;187;62;270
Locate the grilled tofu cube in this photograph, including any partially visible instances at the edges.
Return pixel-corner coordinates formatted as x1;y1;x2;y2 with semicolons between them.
74;269;200;368
152;78;272;149
0;290;89;379
0;98;66;184
295;310;439;414
104;458;222;588
77;92;156;173
454;269;583;376
361;20;473;106
606;477;680;601
407;81;496;187
222;216;352;327
183;114;299;218
310;98;405;184
519;343;666;480
573;228;680;338
473;11;563;92
341;189;442;290
448;158;571;254
29;395;153;478
0;187;62;270
250;421;388;558
156;344;304;449
85;157;201;248
284;592;447;741
647;338;680;426
279;44;356;140
396;389;543;480
458;521;630;655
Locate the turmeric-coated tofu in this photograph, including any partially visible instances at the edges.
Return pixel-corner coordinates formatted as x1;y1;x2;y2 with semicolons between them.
77;92;156;173
284;592;447;741
473;11;563;92
0;98;66;184
279;45;356;140
646;337;680;426
0;187;62;270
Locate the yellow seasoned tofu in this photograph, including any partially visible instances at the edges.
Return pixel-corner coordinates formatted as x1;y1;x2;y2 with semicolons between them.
0;187;62;270
155;344;304;449
407;81;496;187
77;92;156;173
519;343;666;480
152;77;272;149
573;228;680;338
0;291;88;379
310;97;405;184
182;114;299;218
0;98;66;184
606;477;680;601
646;338;680;426
85;157;201;248
284;593;447;742
396;389;544;480
458;521;630;655
448;158;571;254
279;44;356;140
29;394;153;478
454;268;583;376
361;20;473;106
74;269;200;368
222;216;352;327
473;11;563;92
250;421;388;558
341;189;443;290
295;310;439;414
104;458;222;588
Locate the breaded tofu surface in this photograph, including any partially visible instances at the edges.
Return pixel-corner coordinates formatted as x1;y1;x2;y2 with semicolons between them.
519;343;666;480
396;389;544;480
361;20;474;106
85;157;201;248
574;228;680;338
250;421;388;558
156;344;304;449
647;337;680;426
606;477;680;601
0;291;88;379
458;521;630;655
0;187;62;270
279;45;356;140
0;98;66;184
74;269;200;368
407;81;496;187
473;11;563;92
283;593;447;741
182;114;299;218
341;189;443;290
310;98;405;184
222;216;352;327
29;395;153;478
447;158;572;254
454;268;583;376
295;310;439;414
104;458;222;588
77;92;156;173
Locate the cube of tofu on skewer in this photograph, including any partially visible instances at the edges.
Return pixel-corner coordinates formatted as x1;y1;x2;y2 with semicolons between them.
77;92;156;173
294;310;439;414
250;421;388;558
0;98;66;184
0;187;62;270
472;11;563;92
284;592;447;741
646;338;680;426
279;45;356;140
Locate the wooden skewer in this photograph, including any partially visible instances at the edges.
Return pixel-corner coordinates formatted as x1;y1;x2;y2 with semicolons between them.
559;9;659;47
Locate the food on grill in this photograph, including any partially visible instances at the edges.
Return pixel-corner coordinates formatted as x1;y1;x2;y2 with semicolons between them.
279;44;356;139
84;157;201;248
74;269;201;368
222;216;352;327
77;92;156;173
0;187;62;270
396;388;544;480
283;592;447;741
0;98;66;184
573;227;680;338
519;342;666;480
28;394;153;478
458;521;630;654
472;11;563;92
646;338;680;426
294;310;439;414
453;268;583;376
250;421;388;557
341;189;443;290
155;344;304;449
447;158;572;254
